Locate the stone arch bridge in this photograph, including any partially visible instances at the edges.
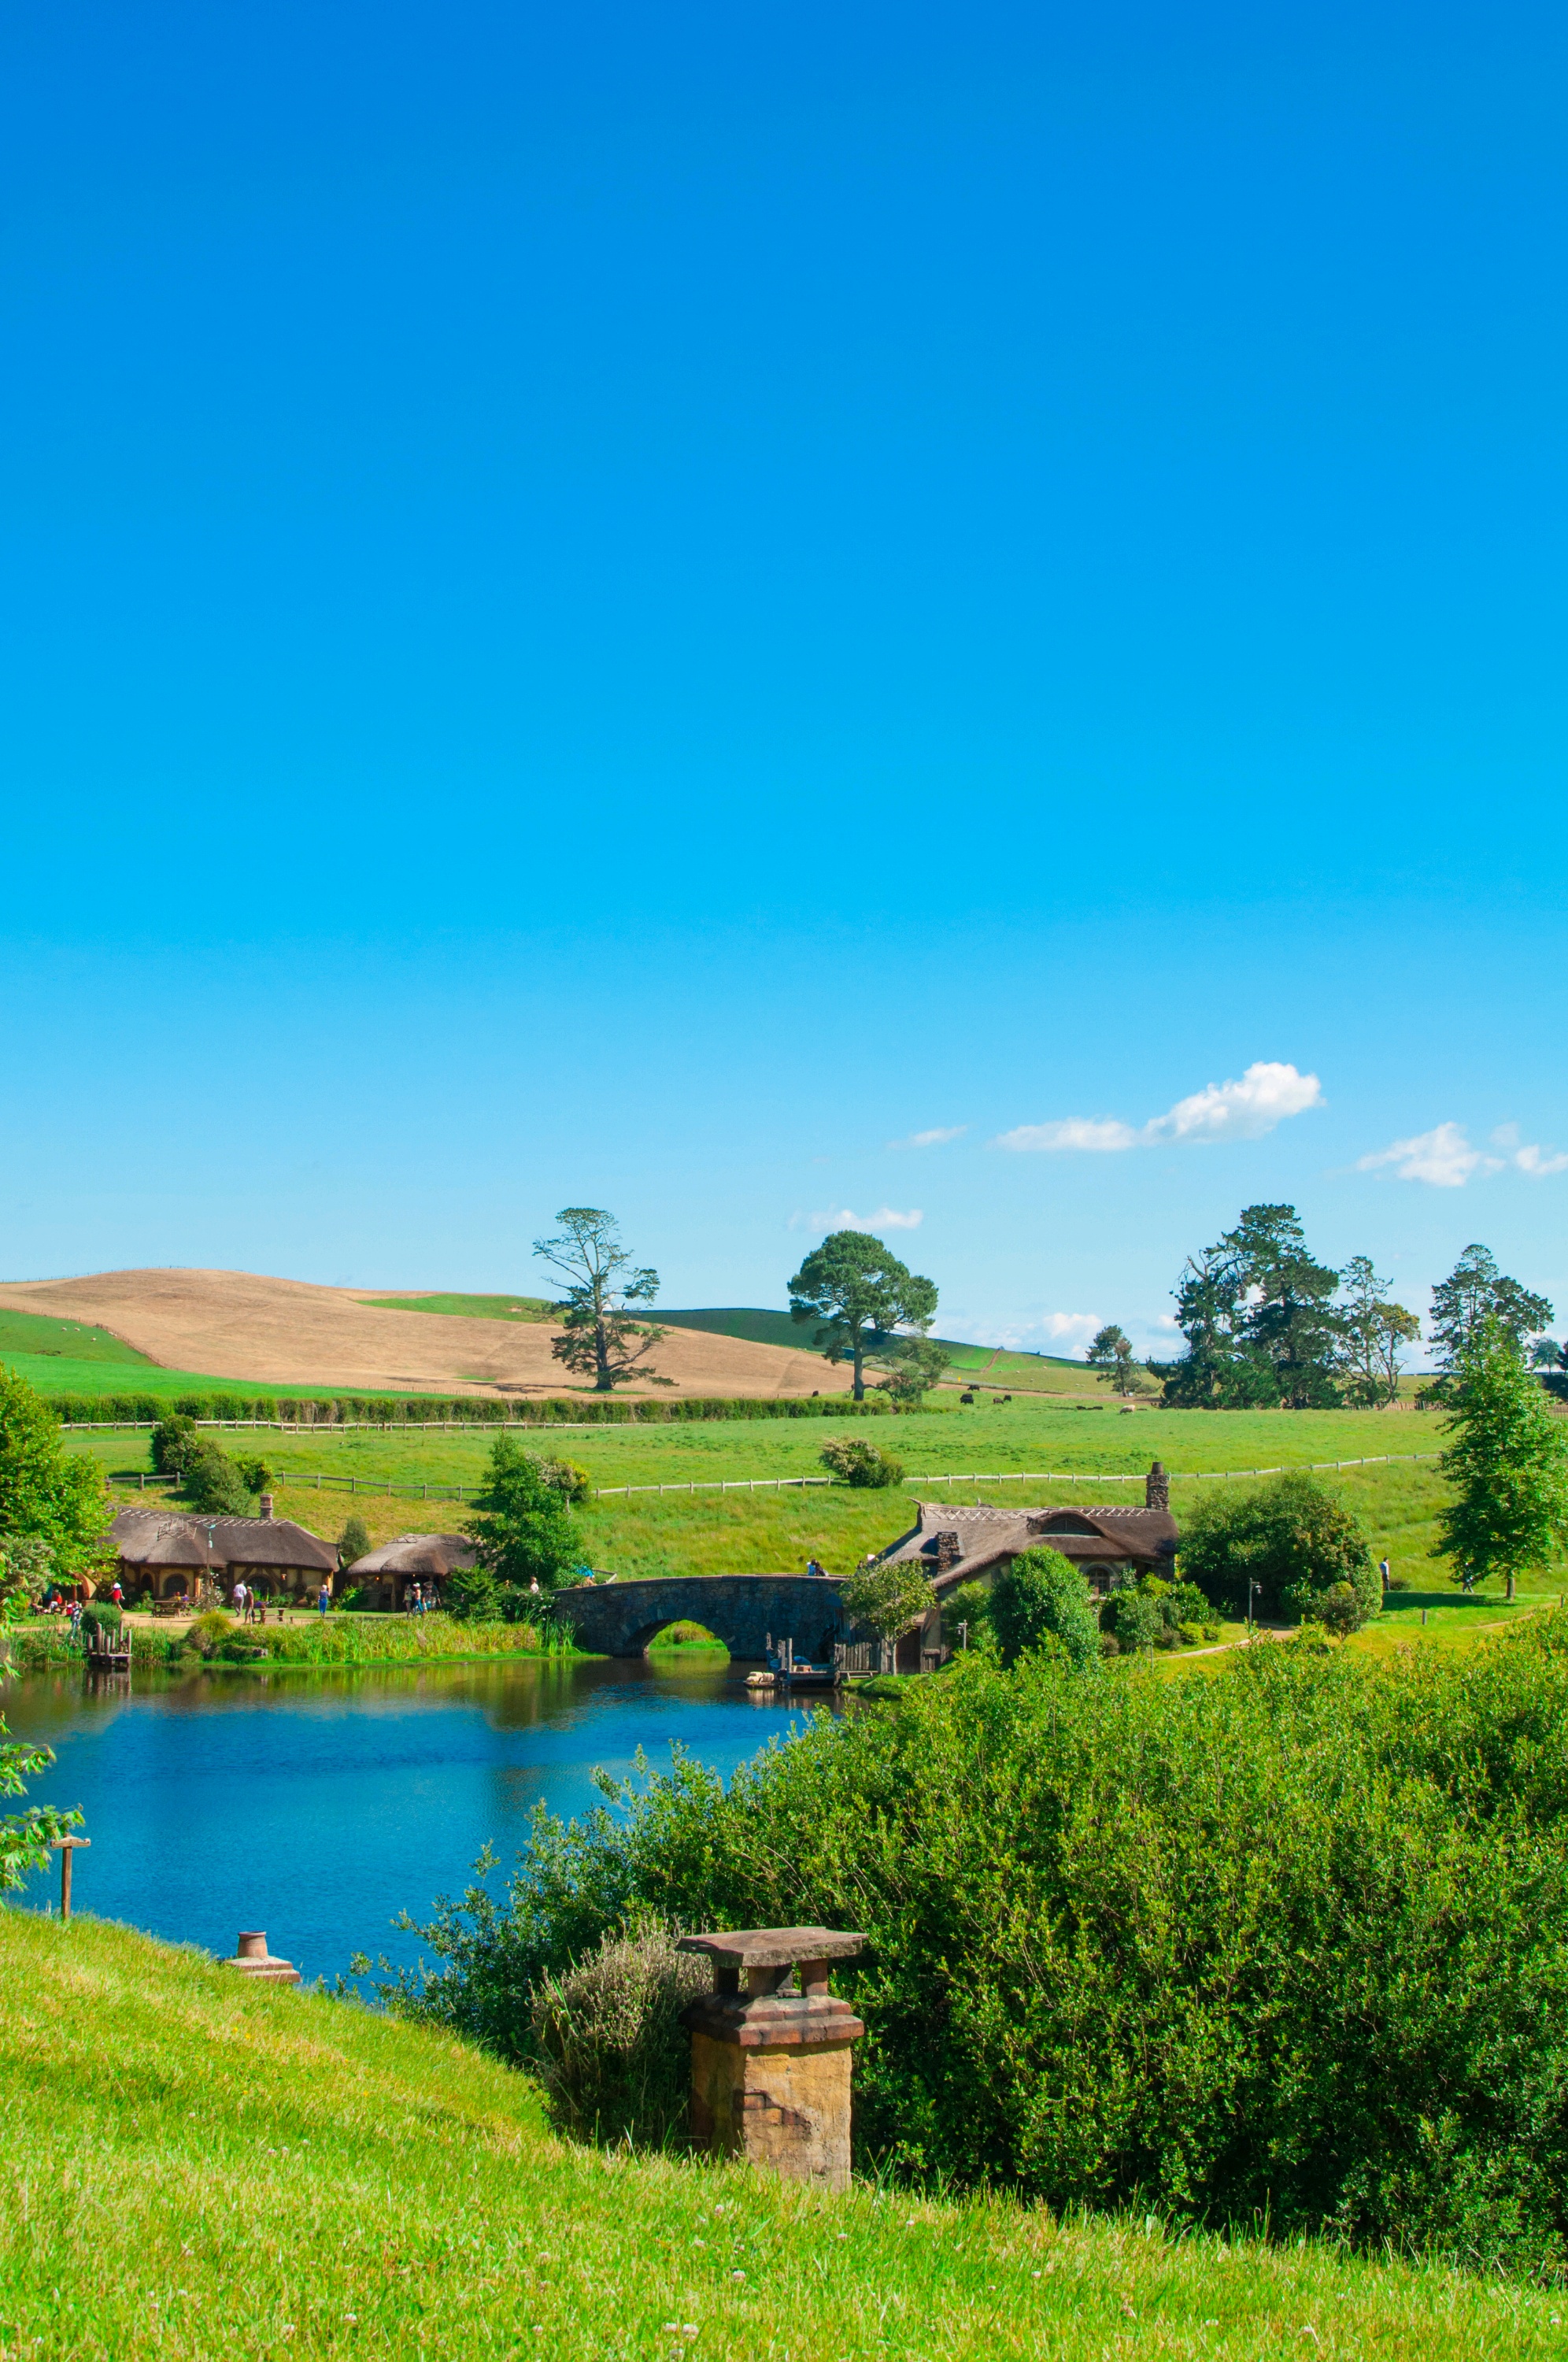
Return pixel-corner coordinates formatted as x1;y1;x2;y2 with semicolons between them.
551;1573;856;1662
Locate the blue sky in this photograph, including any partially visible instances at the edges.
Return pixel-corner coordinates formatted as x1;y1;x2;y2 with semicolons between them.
2;0;1565;1357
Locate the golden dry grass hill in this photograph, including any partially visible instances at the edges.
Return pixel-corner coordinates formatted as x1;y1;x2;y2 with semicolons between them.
0;1268;852;1400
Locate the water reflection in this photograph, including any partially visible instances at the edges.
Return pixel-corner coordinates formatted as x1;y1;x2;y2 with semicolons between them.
3;1658;826;1988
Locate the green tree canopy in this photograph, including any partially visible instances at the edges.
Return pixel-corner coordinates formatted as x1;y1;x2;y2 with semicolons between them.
839;1556;934;1642
534;1208;671;1394
0;1367;106;1575
1428;1244;1553;1392
1437;1318;1568;1597
463;1436;580;1594
788;1230;938;1402
1179;1470;1378;1623
1162;1205;1344;1409
872;1335;949;1408
989;1550;1101;1670
1;1712;80;1893
182;1441;252;1516
1334;1256;1422;1409
338;1513;372;1569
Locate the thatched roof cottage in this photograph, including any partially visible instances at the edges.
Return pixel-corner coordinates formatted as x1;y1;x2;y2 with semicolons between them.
110;1501;337;1603
343;1533;476;1612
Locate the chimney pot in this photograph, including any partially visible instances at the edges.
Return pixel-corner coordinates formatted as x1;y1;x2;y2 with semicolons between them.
259;1494;274;1520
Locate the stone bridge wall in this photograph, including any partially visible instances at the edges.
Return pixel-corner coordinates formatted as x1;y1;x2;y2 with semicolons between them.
551;1573;856;1662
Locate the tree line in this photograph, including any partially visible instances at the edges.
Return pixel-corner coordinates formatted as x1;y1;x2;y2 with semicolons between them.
1090;1209;1554;1412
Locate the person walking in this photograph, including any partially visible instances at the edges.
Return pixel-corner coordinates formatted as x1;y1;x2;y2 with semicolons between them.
317;1582;331;1617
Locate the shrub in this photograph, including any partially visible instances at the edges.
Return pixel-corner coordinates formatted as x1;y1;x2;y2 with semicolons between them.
181;1611;238;1659
150;1415;198;1475
338;1514;372;1569
1100;1589;1163;1653
181;1443;252;1516
390;1623;1568;2275
79;1601;123;1640
1180;1472;1379;1625
819;1438;904;1488
942;1579;993;1649
234;1454;276;1496
1178;1622;1205;1648
527;1923;711;2147
989;1551;1100;1672
539;1458;591;1506
1315;1581;1364;1638
0;1535;55;1623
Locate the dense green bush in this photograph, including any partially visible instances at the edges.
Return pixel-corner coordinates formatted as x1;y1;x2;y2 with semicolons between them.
150;1415;198;1475
1100;1588;1163;1652
527;1921;710;2146
181;1442;252;1516
819;1438;904;1487
463;1438;579;1594
989;1550;1100;1670
392;1622;1568;2276
78;1601;123;1640
1179;1471;1379;1624
337;1514;372;1568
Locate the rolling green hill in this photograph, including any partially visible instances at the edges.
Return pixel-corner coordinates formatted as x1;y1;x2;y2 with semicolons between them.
0;1306;156;1367
656;1309;1098;1393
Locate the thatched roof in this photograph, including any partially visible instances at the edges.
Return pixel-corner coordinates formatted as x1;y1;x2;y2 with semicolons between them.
876;1499;1179;1588
346;1533;475;1579
109;1509;336;1574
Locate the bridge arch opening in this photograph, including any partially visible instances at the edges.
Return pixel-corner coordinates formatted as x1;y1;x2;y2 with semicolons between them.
641;1619;730;1661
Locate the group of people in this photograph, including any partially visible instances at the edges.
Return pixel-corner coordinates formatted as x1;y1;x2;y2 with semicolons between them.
402;1582;438;1614
231;1580;276;1625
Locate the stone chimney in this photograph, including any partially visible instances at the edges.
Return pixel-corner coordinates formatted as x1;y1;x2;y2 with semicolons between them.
932;1531;962;1572
1145;1461;1170;1512
259;1494;275;1520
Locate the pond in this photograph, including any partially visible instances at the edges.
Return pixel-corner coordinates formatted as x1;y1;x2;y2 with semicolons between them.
2;1658;827;1988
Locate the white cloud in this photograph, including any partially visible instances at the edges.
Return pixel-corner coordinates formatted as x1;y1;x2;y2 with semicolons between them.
1514;1142;1568;1178
804;1205;924;1233
886;1124;967;1150
964;1311;1104;1352
993;1061;1323;1153
1355;1122;1503;1188
993;1117;1137;1153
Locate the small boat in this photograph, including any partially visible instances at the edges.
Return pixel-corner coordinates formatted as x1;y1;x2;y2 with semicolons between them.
745;1669;776;1690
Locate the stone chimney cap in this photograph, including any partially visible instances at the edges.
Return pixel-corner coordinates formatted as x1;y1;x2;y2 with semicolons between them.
258;1494;275;1520
679;1927;866;1969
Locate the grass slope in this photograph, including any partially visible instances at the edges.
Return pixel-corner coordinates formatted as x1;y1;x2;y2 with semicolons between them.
0;1306;157;1367
0;1913;1554;2361
656;1310;1097;1393
73;1403;1568;1642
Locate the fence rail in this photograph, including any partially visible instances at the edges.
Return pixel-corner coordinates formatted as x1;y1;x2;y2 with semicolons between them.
906;1454;1440;1486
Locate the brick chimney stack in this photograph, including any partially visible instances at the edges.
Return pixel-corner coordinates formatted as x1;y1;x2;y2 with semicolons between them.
259;1494;275;1520
1145;1462;1169;1512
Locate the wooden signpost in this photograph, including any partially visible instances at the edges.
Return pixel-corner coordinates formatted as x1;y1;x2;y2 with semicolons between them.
49;1835;90;1920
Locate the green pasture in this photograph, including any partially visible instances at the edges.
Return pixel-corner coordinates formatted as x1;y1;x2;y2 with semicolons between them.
70;1401;1559;1612
656;1308;1100;1394
0;1913;1554;2362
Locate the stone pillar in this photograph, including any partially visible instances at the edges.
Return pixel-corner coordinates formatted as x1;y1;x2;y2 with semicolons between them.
219;1930;301;1986
679;1927;866;2192
1145;1461;1170;1511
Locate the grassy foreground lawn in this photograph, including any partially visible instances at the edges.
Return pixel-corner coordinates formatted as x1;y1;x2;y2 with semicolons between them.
2;1914;1559;2361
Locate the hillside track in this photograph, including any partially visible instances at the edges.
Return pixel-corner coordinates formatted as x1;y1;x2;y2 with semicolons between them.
0;1268;851;1399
